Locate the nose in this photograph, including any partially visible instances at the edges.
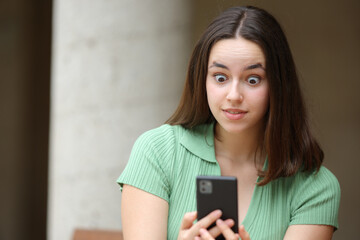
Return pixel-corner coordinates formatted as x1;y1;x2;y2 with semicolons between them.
226;81;243;102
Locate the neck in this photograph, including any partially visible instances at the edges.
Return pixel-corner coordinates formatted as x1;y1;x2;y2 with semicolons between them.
214;123;265;165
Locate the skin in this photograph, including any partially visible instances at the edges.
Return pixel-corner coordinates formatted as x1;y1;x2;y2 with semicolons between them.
206;37;269;226
206;38;269;138
121;37;334;239
121;185;168;240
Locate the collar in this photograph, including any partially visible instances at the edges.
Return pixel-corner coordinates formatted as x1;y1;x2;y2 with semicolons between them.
180;123;217;163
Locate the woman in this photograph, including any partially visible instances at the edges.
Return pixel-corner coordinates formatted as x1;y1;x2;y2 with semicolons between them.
117;6;340;240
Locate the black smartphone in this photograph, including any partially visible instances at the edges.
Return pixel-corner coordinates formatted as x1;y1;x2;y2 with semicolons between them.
196;176;238;240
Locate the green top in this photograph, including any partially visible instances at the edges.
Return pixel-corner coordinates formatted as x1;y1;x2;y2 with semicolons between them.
117;124;340;240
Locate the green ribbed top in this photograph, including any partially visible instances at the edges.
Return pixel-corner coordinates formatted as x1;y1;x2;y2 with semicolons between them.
117;124;340;240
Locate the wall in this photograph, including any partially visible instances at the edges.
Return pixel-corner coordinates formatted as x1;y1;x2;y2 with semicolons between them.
0;1;51;240
48;1;192;239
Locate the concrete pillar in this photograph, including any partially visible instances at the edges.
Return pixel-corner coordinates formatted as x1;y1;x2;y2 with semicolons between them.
48;1;192;239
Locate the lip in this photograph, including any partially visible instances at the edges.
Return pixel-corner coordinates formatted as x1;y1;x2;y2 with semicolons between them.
222;108;247;120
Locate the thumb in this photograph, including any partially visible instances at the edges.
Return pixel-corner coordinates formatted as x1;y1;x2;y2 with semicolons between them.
180;211;197;230
238;225;250;240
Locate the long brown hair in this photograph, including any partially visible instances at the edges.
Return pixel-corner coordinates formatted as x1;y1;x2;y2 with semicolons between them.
166;6;323;185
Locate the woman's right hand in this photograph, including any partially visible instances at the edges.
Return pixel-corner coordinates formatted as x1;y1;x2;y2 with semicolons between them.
177;210;235;240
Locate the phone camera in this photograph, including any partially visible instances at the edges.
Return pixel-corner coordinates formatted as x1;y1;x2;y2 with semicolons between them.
199;180;212;194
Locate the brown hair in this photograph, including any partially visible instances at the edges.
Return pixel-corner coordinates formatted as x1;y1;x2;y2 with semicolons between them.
166;6;323;185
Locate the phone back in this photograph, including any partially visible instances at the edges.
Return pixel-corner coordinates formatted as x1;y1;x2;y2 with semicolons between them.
196;176;238;239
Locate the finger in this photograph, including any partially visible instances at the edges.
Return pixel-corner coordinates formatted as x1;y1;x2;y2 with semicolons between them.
199;228;215;240
194;209;222;231
180;211;197;230
208;219;235;238
238;225;250;240
216;219;238;240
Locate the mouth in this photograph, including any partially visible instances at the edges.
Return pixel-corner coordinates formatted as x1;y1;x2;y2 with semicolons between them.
223;109;247;114
222;109;247;120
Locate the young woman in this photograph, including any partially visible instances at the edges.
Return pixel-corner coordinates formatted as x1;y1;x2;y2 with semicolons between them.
117;6;340;240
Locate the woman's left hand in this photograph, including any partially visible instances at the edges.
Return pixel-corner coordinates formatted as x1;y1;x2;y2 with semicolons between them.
196;220;250;240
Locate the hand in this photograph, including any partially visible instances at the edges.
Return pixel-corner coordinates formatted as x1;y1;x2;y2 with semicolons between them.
197;220;251;240
238;225;251;240
177;210;235;240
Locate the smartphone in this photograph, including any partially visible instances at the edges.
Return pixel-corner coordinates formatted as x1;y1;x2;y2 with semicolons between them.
196;176;238;240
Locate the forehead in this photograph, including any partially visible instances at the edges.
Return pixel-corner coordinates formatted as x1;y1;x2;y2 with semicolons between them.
208;37;265;67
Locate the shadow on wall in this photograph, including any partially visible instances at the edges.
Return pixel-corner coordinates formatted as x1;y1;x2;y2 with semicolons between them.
0;0;52;240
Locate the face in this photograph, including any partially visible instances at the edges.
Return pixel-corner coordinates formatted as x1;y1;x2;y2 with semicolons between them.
206;37;269;136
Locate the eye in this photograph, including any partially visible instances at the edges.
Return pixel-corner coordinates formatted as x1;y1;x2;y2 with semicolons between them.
214;74;227;83
247;76;260;85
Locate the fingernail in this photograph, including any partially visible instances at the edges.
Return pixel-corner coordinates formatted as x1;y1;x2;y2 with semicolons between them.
212;209;222;217
199;228;206;234
216;219;224;225
225;219;234;226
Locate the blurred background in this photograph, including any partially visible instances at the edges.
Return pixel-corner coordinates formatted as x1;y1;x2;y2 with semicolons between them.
0;0;359;239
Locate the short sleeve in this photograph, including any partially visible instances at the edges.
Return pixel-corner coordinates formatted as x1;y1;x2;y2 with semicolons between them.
290;167;341;229
117;125;176;202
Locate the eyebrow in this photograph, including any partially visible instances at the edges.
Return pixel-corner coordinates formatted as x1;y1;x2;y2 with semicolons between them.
245;63;265;71
208;61;265;71
208;62;229;70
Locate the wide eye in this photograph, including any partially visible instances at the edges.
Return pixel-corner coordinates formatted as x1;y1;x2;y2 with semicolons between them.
247;76;260;85
214;74;227;83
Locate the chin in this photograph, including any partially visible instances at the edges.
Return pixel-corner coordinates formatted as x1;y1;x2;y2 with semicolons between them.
218;122;248;134
217;120;264;136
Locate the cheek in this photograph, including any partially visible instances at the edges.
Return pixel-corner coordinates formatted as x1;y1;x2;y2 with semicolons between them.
206;81;218;102
252;87;269;111
206;82;223;115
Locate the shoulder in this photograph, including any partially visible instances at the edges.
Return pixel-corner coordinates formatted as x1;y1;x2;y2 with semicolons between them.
269;166;340;200
138;124;186;140
290;166;341;202
290;166;341;216
129;124;191;165
134;124;185;148
286;166;341;228
135;123;210;149
294;166;340;193
118;124;187;201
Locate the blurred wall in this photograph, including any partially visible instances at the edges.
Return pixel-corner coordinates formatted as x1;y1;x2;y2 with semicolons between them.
0;1;51;240
193;0;360;239
48;0;192;239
